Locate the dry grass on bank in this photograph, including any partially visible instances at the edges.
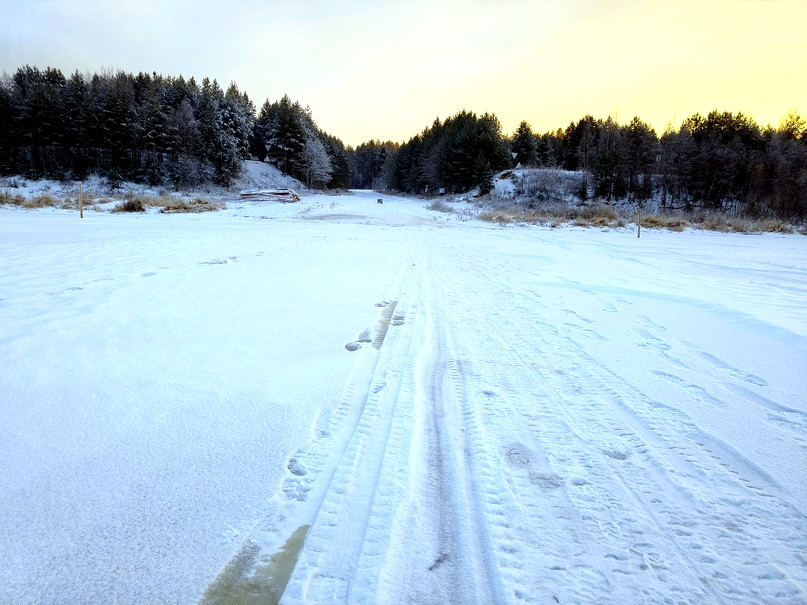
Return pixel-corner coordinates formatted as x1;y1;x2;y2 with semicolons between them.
159;197;224;213
110;199;146;213
479;204;625;229
478;203;801;234
1;192;60;209
2;189;224;214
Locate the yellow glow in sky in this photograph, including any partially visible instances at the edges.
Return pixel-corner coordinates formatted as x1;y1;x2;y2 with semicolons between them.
2;0;805;145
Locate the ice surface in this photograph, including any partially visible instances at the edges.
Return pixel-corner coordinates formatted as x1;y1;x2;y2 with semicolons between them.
1;190;805;604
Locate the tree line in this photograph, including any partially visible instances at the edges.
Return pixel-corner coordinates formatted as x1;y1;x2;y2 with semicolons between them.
0;66;350;189
385;111;511;195
2;65;804;218
351;109;805;219
0;66;254;187
252;94;350;189
509;111;807;218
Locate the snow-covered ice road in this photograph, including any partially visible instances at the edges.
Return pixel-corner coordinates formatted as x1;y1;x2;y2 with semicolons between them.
1;191;806;604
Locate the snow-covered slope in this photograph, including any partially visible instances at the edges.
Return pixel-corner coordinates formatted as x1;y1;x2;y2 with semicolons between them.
1;192;805;604
0;159;303;210
235;159;304;192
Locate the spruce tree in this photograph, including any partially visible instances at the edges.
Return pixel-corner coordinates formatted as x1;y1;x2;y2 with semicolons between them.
511;120;537;166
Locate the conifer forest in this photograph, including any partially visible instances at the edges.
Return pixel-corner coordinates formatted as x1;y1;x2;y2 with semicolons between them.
1;65;805;218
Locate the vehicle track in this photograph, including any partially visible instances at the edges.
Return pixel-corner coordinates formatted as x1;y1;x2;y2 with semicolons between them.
201;229;806;605
426;238;807;603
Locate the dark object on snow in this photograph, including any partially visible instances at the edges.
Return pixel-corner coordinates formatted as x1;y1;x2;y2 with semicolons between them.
377;198;383;204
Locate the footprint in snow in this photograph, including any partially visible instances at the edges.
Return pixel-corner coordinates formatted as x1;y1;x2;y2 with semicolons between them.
287;457;308;476
601;445;631;461
651;370;685;384
530;472;564;491
201;256;239;265
428;554;449;571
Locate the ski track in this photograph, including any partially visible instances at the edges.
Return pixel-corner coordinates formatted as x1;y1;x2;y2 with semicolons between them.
203;226;807;605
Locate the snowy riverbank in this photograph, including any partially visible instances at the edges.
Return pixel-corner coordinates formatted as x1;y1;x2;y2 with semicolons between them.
1;191;805;603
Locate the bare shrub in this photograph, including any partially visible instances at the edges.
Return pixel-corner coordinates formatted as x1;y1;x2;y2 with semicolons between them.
640;214;690;231
426;199;452;213
123;192;173;208
451;207;476;222
729;217;754;233
478;207;552;224
1;191;28;206
24;194;58;209
60;196;81;210
757;218;793;233
111;199;146;213
578;205;620;226
507;169;584;205
159;197;223;214
477;209;515;224
581;205;618;221
693;212;728;232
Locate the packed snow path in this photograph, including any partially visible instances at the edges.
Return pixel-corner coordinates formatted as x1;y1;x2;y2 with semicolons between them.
1;191;805;604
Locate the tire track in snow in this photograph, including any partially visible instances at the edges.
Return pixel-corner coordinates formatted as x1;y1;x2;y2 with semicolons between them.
422;239;807;604
283;240;510;604
202;231;806;605
282;238;516;604
396;244;510;604
281;293;420;602
199;242;420;603
277;240;424;602
202;236;512;604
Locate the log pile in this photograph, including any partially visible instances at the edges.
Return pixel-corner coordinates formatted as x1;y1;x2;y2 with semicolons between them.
239;189;301;203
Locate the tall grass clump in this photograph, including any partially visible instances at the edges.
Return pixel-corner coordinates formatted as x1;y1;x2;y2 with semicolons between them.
426;199;453;213
1;191;28;206
111;199;146;213
159;197;223;213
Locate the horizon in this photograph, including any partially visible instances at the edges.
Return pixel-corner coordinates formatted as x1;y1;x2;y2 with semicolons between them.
2;0;805;147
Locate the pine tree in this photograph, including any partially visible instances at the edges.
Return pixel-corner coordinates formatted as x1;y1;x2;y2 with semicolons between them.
323;133;351;188
511;120;537;166
258;94;307;179
590;117;626;200
623;116;658;201
474;153;494;193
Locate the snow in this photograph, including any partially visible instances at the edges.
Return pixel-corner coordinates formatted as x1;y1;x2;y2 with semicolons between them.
1;190;805;604
237;159;304;192
0;159;301;209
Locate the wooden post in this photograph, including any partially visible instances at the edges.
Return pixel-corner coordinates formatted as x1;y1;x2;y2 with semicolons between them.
637;207;641;238
79;182;83;218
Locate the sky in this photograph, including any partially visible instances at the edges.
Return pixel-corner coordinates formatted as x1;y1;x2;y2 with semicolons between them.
2;0;805;146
